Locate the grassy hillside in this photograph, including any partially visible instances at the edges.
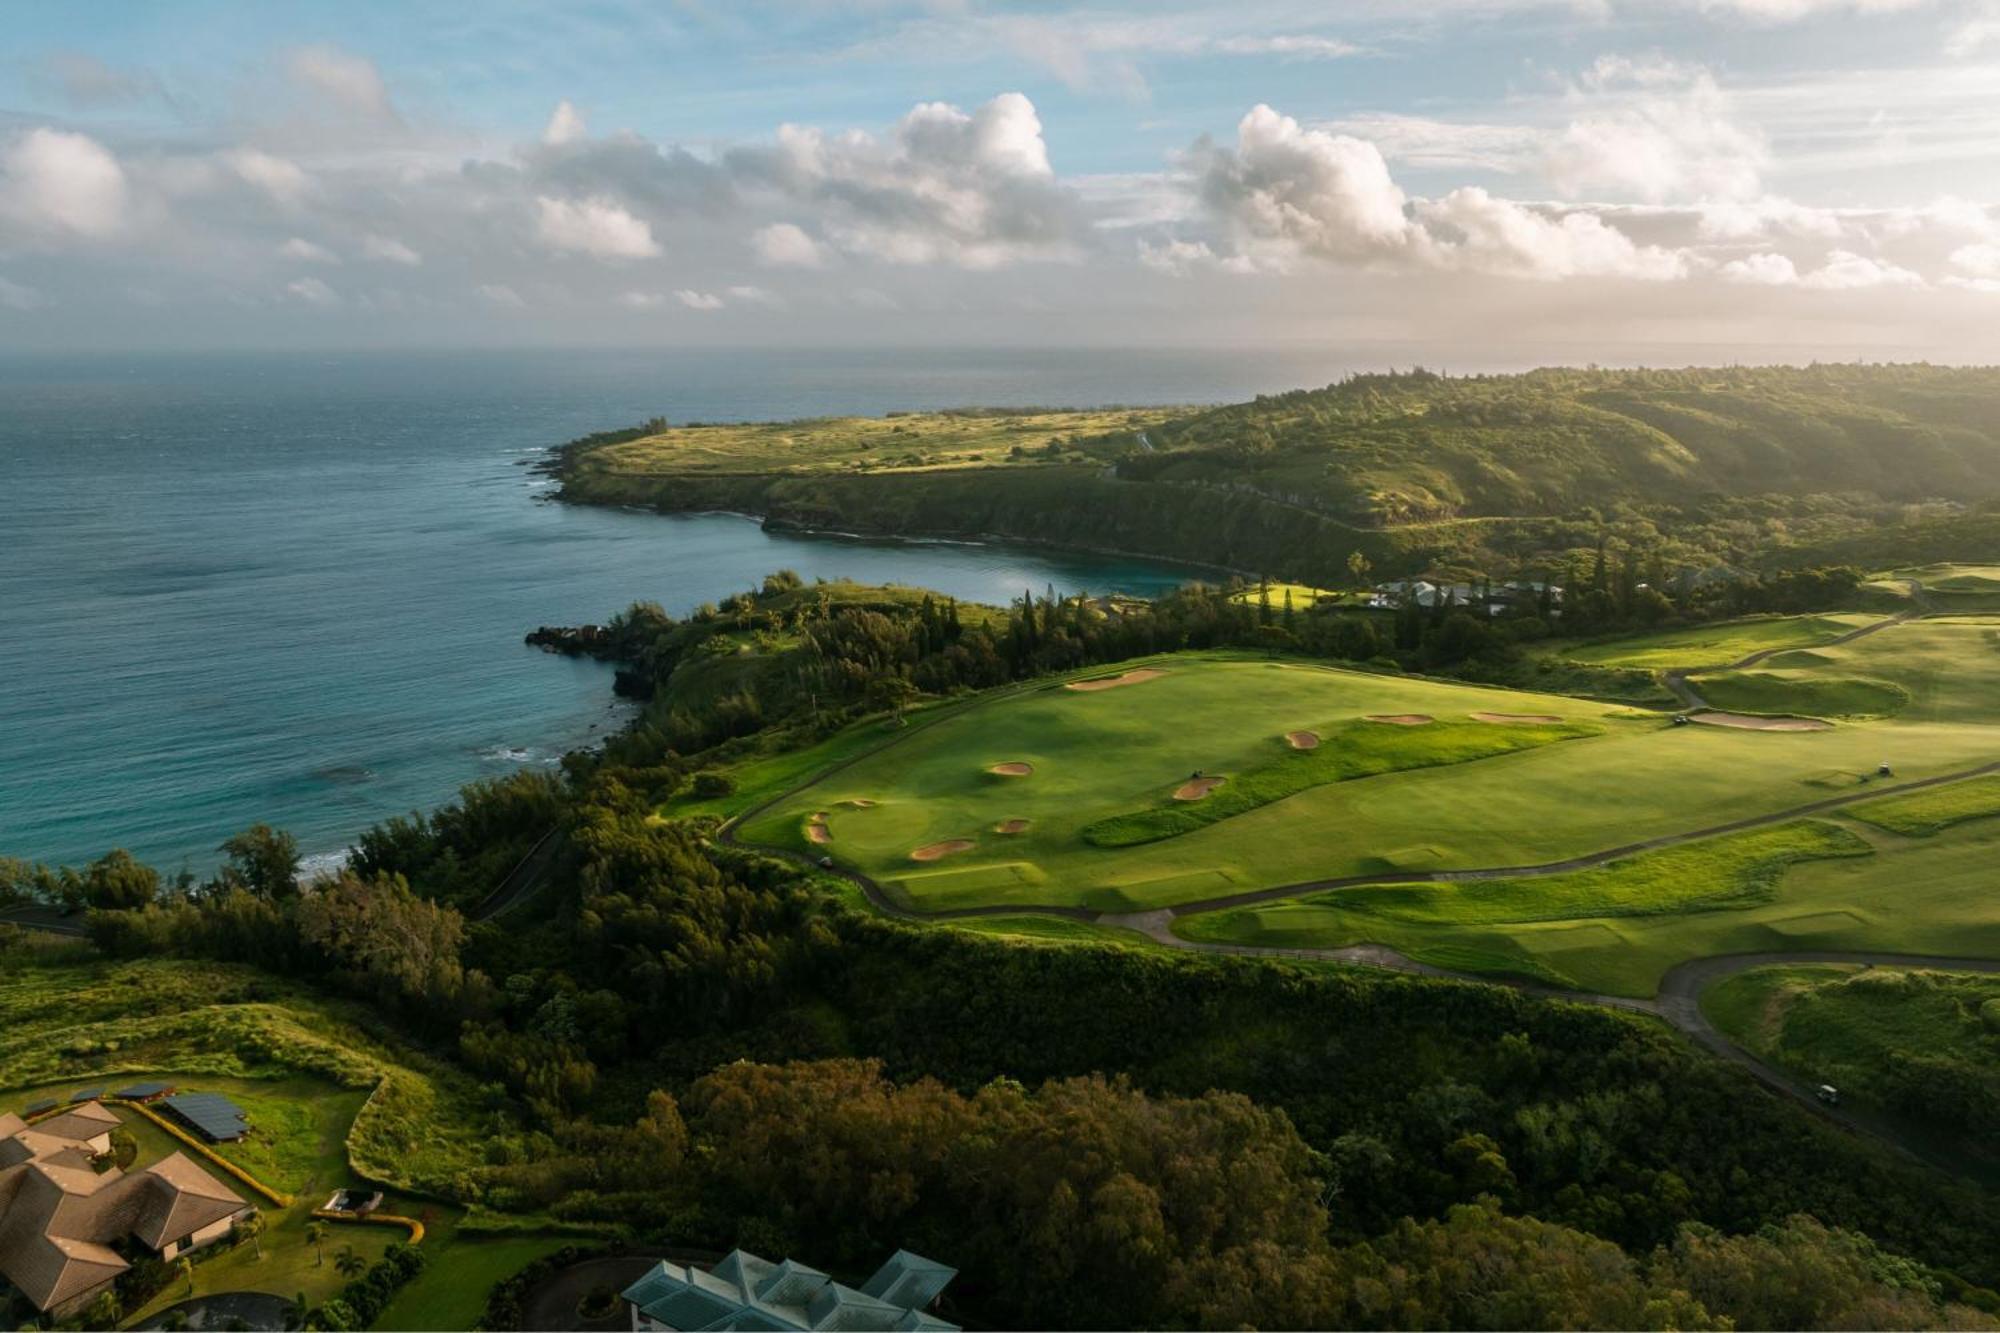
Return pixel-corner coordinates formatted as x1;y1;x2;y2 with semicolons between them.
557;366;2000;580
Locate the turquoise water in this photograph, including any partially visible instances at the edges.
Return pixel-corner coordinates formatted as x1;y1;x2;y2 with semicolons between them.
1;347;1345;873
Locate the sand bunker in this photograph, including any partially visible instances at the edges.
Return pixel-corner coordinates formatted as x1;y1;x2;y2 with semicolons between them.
843;798;878;808
1065;668;1167;692
995;819;1031;834
1174;776;1227;801
989;761;1034;776
1471;711;1564;724
1366;714;1434;725
1285;731;1320;749
910;839;976;862
1690;711;1833;732
806;813;831;844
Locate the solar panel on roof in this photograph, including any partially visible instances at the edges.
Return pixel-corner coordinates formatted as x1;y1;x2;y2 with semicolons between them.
23;1098;56;1114
160;1092;249;1141
114;1081;174;1099
67;1088;103;1103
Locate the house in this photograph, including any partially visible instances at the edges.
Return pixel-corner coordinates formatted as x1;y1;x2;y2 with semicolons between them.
622;1247;958;1332
0;1102;251;1316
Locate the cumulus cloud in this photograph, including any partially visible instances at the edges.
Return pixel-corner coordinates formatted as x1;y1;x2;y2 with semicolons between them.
1545;57;1766;203
1419;189;1691;280
476;283;526;307
734;92;1085;268
1188;104;1422;267
284;275;339;305
1720;251;1800;283
287;45;397;121
1;127;128;238
534;195;662;259
726;284;783;306
615;290;664;309
279;236;338;263
674;288;725;310
361;234;422;265
543;100;587;147
1799;249;1925;288
1951;242;2000;277
751;222;826;267
226;148;311;207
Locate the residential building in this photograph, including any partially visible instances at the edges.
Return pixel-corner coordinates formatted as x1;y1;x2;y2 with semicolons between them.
0;1102;252;1316
623;1247;958;1332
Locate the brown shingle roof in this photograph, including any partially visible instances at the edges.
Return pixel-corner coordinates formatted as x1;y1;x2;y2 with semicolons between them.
27;1104;120;1143
0;1112;248;1312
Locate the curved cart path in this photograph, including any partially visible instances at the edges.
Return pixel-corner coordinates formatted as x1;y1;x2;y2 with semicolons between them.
1663;582;1925;710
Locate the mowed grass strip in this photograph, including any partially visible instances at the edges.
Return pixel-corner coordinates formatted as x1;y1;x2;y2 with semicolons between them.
1327;821;1871;924
1080;717;1604;848
1563;613;1875;670
1846;774;2000;837
1687;670;1910;719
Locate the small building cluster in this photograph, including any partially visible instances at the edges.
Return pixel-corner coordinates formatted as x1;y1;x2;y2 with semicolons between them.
1366;579;1563;614
0;1100;252;1316
623;1247;958;1332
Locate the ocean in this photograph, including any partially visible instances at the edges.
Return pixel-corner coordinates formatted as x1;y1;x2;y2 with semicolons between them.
0;346;1351;873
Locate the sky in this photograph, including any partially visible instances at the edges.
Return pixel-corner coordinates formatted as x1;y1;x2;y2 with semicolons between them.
4;0;2000;362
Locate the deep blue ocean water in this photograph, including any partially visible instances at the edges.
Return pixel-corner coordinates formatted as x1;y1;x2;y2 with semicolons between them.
0;346;1349;873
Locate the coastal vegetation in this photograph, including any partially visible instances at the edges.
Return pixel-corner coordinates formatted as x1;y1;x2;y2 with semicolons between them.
553;365;2000;584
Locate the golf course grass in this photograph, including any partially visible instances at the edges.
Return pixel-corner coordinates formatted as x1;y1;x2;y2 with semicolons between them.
729;611;2000;997
1686;670;1911;719
1561;613;1879;670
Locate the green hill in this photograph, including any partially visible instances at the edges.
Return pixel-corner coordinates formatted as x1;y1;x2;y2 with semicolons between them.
557;365;2000;582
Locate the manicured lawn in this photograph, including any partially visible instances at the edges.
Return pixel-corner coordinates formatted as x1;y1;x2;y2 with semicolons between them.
375;1228;574;1331
1178;810;2000;998
1846;772;2000;836
1227;581;1345;610
1561;613;1879;670
1686;670;1910;718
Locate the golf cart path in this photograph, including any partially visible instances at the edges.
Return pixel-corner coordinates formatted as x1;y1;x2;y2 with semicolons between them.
1662;580;1926;710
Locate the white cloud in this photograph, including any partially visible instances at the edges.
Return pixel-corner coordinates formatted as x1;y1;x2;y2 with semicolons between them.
534;195;661;259
1;127;128;238
284;276;339;305
543;100;587;147
361;234;422;265
751;222;826;267
615;289;664;309
226;149;311;207
675;288;725;310
1420;188;1691;280
1211;35;1360;59
280;236;338;263
1189;104;1422;267
287;45;396;120
476;283;526;307
742;92;1084;268
0;275;48;310
726;284;783;306
1544;57;1766;203
1720;251;1800;283
1697;0;1931;20
1799;248;1925;288
1951;242;2000;277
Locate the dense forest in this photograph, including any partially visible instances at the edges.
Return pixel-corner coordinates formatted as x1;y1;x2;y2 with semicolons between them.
556;364;2000;585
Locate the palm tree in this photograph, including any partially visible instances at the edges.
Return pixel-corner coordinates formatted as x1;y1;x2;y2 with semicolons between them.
305;1220;327;1266
334;1244;366;1279
177;1255;194;1296
238;1210;265;1260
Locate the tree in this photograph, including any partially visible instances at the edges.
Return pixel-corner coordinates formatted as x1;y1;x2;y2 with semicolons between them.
107;1127;139;1169
1347;550;1373;585
334;1244;367;1279
238;1210;266;1260
217;824;301;900
177;1254;195;1295
305;1220;327;1266
80;849;159;910
285;1292;310;1331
